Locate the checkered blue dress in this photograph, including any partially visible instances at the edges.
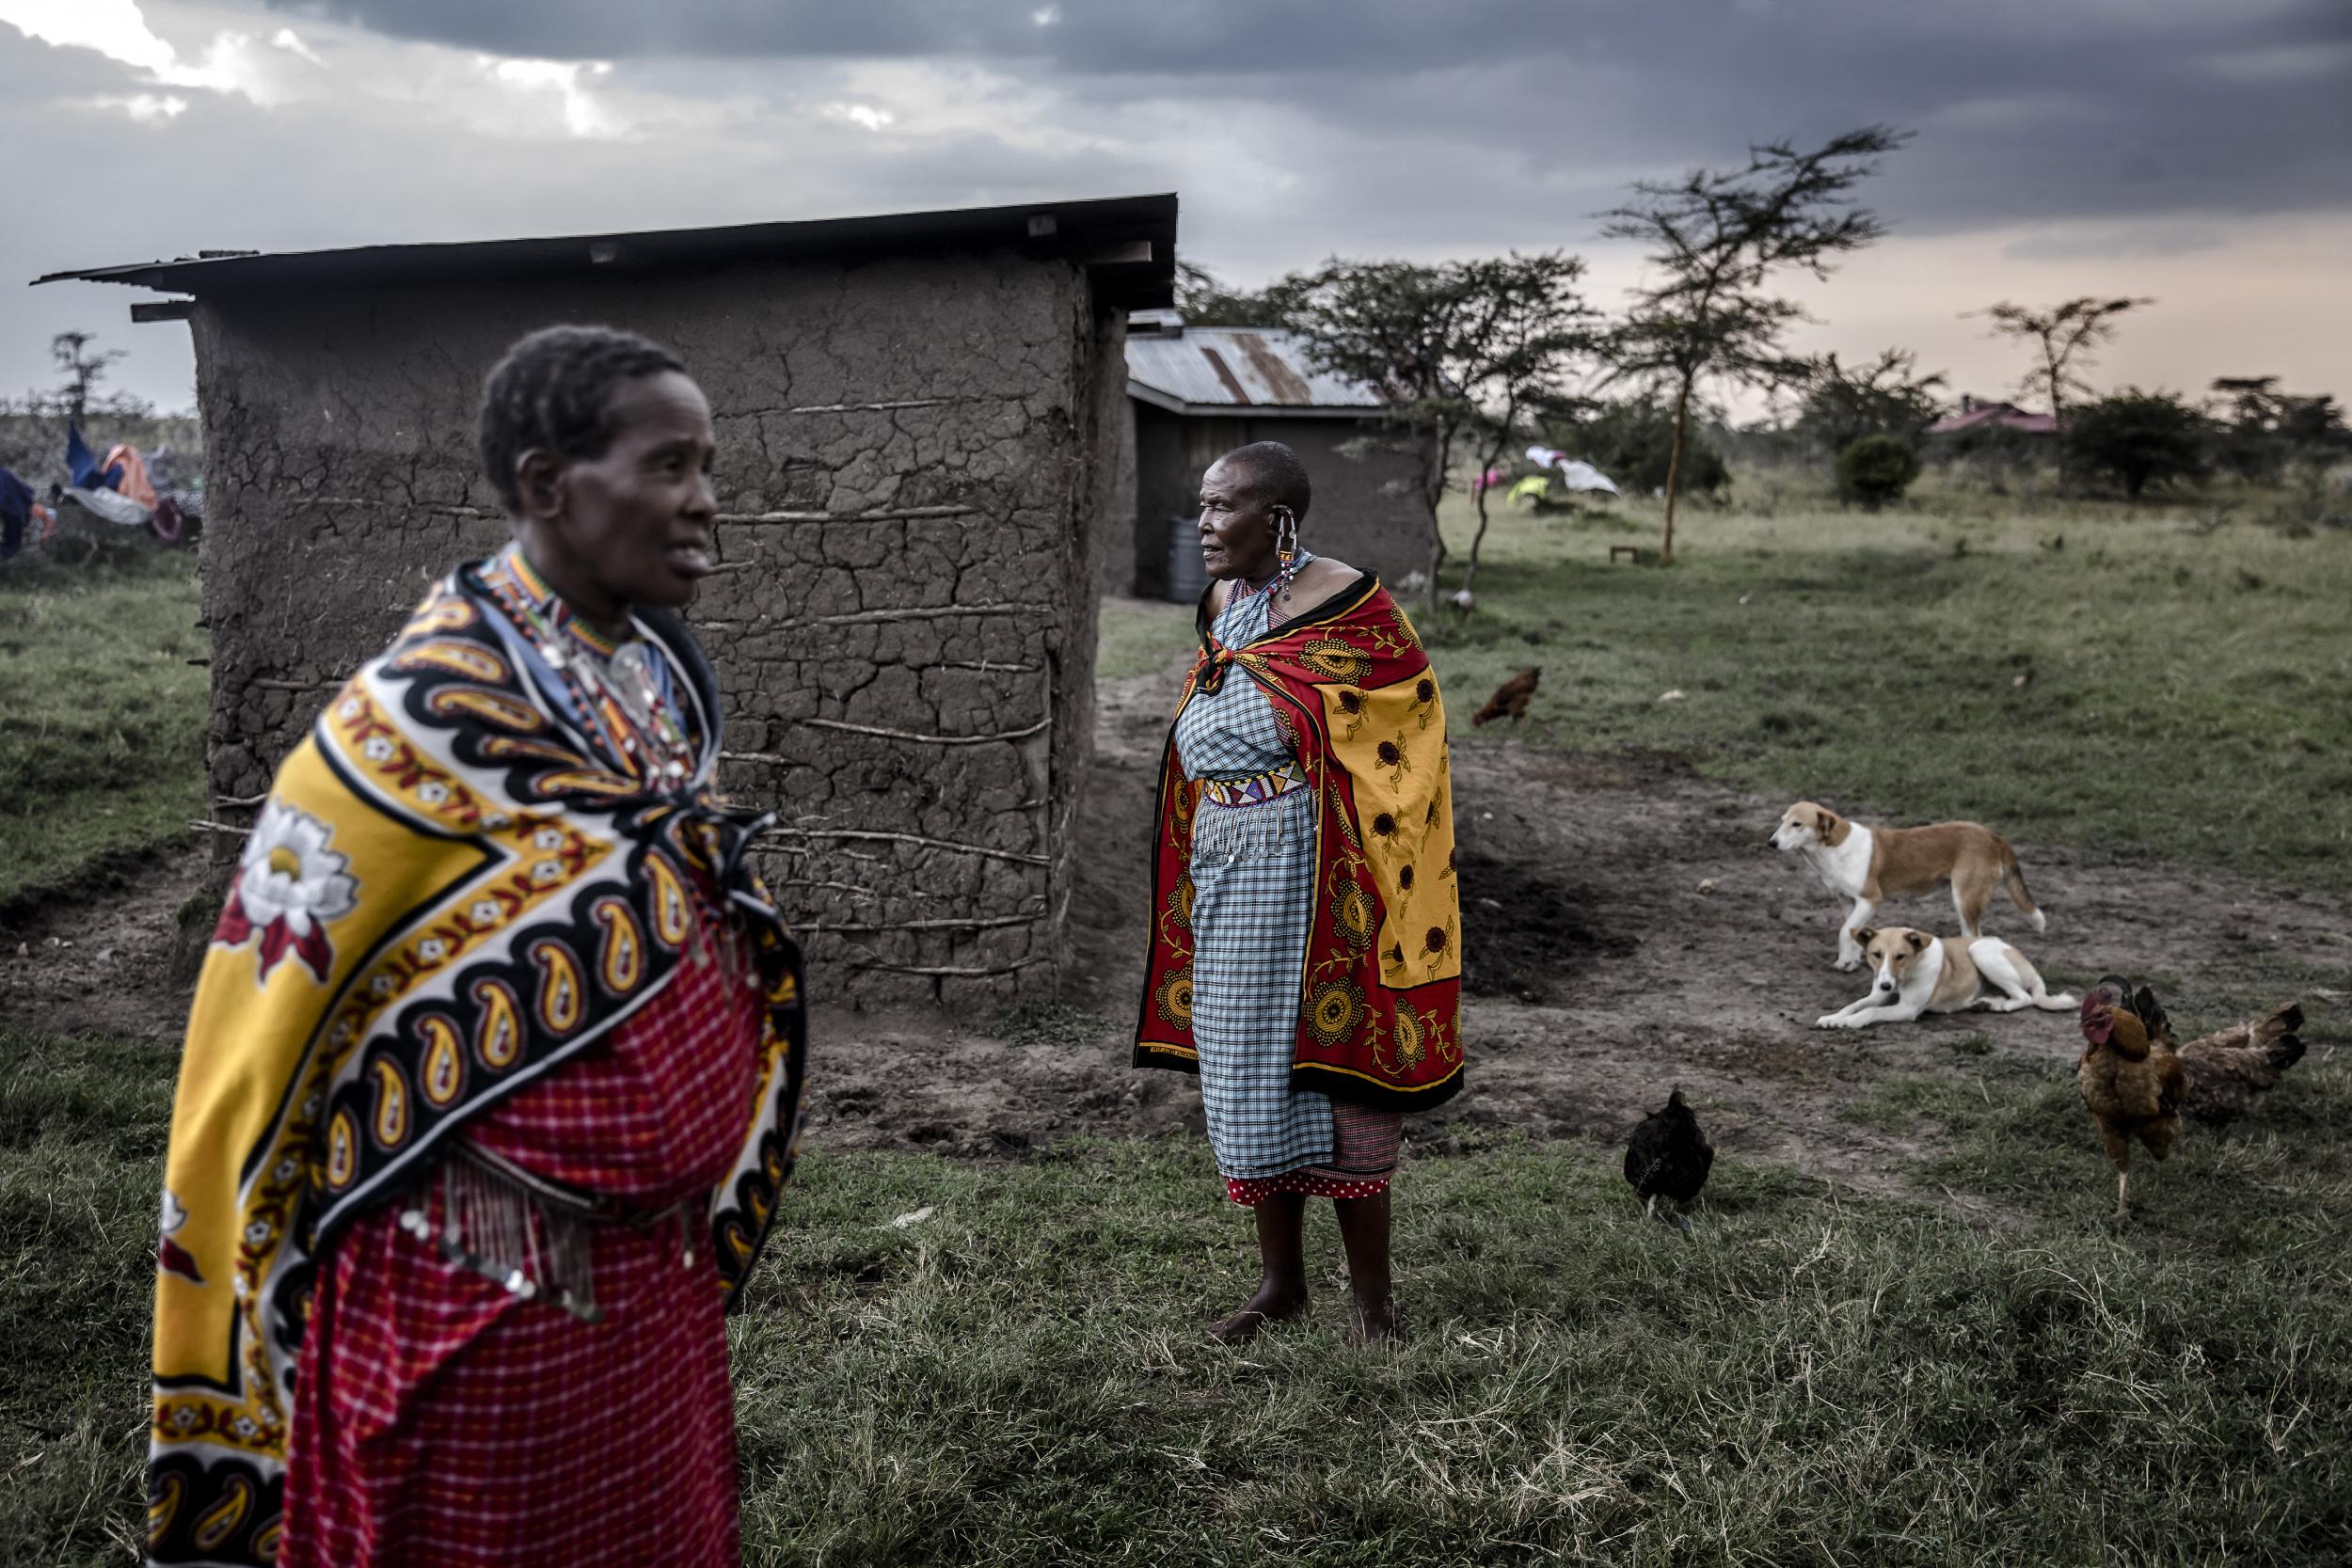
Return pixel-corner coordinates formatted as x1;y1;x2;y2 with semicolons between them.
1175;580;1338;1181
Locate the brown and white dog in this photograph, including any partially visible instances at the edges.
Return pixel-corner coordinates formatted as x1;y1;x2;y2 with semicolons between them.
1816;926;2077;1030
1769;800;2046;971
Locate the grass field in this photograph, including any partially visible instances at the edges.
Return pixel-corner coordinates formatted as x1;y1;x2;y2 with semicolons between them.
1433;481;2352;893
7;1022;2348;1565
0;552;206;913
5;477;2350;1562
1115;478;2352;891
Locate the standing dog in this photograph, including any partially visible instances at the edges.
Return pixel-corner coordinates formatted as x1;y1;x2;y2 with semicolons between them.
1769;800;2045;970
1816;927;2077;1030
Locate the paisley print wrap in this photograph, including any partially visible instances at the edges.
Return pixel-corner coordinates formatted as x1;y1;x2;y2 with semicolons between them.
146;568;808;1567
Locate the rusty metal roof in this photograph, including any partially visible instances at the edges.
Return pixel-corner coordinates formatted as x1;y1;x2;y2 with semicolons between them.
35;194;1177;309
1126;325;1387;418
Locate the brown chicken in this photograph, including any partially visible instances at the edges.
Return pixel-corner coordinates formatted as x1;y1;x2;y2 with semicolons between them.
2175;1003;2306;1125
1471;666;1540;726
2077;979;2185;1221
2077;975;2309;1218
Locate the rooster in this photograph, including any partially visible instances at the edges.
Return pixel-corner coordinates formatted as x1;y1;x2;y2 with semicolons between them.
1624;1088;1714;1224
1471;666;1540;727
2076;976;2309;1218
2076;980;2184;1221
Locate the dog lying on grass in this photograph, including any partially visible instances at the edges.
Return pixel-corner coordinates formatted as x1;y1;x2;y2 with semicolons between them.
1816;926;2078;1031
1769;800;2046;971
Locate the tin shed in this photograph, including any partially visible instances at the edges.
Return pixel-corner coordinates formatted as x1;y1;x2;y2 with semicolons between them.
1115;314;1432;600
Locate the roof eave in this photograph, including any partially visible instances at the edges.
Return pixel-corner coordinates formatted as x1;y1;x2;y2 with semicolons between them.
34;193;1179;310
1124;383;1388;420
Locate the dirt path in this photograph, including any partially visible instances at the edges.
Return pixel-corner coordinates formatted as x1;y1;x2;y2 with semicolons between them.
8;642;2345;1204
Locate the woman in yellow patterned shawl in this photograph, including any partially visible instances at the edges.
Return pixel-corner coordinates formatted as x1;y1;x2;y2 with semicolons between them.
146;326;807;1568
1135;442;1463;1347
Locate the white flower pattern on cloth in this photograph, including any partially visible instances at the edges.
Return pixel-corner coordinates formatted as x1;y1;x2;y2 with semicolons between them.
215;799;360;983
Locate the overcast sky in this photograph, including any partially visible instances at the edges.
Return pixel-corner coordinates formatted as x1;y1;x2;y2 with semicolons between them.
6;0;2348;419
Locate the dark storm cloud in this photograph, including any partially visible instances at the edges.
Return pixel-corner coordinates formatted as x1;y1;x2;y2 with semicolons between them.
247;0;2352;232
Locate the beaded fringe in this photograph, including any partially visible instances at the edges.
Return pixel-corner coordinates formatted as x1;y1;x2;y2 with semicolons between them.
1192;793;1301;865
398;1143;700;1324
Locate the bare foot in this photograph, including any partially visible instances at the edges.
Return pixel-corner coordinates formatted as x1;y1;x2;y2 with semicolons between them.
1347;1292;1406;1348
1208;1284;1308;1345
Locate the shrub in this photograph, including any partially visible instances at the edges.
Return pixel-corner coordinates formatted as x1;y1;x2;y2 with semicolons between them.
1836;433;1922;510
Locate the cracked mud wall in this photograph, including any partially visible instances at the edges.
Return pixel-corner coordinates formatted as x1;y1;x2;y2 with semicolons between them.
190;253;1116;1004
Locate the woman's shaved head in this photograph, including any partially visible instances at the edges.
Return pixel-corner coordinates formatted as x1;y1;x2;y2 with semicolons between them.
1218;441;1312;521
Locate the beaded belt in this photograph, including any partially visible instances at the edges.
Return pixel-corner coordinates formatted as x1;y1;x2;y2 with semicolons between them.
1197;762;1308;808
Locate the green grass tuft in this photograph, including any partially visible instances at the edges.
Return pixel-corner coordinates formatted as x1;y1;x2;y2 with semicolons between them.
987;1000;1114;1049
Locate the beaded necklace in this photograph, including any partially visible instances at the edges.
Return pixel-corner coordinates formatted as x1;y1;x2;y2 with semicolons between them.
480;546;698;786
1228;548;1317;631
480;547;748;984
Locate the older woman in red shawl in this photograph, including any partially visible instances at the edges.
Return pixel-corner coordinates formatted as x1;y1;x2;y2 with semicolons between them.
1135;441;1464;1346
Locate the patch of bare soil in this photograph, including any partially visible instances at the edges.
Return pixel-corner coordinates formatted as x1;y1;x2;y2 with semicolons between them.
1457;847;1636;1003
0;849;216;1041
8;630;2347;1209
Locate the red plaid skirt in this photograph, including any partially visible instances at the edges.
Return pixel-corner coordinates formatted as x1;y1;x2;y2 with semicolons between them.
279;946;763;1568
1225;1101;1402;1206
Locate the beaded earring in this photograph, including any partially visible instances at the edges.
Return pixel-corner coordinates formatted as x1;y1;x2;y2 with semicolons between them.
1272;509;1300;599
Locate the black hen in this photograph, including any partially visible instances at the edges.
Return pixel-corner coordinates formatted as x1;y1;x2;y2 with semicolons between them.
1624;1089;1714;1222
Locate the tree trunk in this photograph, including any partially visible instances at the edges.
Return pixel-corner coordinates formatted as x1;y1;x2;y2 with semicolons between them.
1462;484;1493;600
1661;378;1692;564
1422;428;1451;618
1460;417;1513;604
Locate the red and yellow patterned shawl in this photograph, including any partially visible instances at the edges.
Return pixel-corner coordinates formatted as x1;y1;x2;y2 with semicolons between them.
1134;574;1465;1108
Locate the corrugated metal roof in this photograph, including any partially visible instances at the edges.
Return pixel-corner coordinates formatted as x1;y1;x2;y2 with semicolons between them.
1126;326;1386;417
1925;401;2058;436
34;194;1177;309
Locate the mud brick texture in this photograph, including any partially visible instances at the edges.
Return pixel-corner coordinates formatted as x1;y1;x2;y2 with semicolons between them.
190;253;1128;1005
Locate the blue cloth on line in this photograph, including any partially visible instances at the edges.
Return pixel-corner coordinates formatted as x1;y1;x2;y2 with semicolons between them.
66;421;123;492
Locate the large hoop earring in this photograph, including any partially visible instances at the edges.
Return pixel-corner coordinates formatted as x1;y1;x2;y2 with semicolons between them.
1272;512;1300;598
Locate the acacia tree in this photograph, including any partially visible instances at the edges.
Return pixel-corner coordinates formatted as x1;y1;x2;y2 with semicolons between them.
1975;296;2150;420
1288;251;1593;613
1458;276;1598;602
2064;388;2209;499
51;330;126;421
1798;347;1947;458
1600;127;1906;562
1171;261;1311;329
2209;376;2352;484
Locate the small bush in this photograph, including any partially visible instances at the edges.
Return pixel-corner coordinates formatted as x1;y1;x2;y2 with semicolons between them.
1836;434;1921;510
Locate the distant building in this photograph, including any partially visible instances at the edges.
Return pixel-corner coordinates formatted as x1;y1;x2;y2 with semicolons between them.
1111;314;1434;601
1926;394;2058;436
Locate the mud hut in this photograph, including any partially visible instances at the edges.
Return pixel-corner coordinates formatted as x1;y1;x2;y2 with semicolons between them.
1115;313;1432;600
46;194;1177;1004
